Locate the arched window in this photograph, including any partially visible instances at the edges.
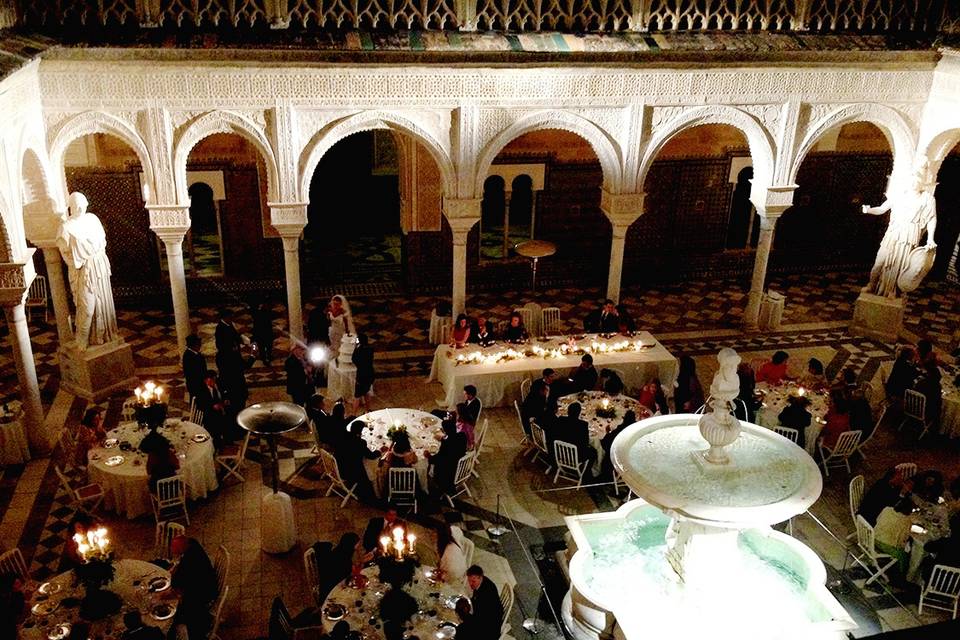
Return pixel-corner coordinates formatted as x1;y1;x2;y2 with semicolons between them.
480;175;506;260
186;182;224;277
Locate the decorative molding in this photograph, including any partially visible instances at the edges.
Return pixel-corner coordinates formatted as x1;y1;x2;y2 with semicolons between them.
268;202;309;234
600;190;646;223
0;252;36;306
750;183;797;214
147;205;191;238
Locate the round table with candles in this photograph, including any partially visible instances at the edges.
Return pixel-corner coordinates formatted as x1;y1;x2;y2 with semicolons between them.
755;382;829;454
354;408;443;493
556;391;651;475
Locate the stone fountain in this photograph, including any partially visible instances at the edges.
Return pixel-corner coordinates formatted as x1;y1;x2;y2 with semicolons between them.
561;349;855;640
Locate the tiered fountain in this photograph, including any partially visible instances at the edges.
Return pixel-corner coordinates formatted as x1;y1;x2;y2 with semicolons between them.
562;348;855;640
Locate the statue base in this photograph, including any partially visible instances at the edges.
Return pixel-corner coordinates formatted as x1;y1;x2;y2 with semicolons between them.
59;340;138;402
850;293;904;343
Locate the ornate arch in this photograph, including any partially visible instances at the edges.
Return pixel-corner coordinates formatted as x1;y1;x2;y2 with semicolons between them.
19;145;52;205
298;111;455;201
638;105;775;190
920;127;960;180
174;110;280;203
474;111;623;197
0;188;13;263
50;111;155;197
790;103;916;184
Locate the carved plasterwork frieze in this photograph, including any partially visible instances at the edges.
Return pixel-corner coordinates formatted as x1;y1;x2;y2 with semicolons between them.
0;254;36;306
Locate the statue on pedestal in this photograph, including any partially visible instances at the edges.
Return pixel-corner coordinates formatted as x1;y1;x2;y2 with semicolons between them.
862;158;938;298
698;348;742;465
57;192;119;350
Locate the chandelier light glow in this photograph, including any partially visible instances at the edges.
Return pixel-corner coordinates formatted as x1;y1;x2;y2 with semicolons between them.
379;526;417;561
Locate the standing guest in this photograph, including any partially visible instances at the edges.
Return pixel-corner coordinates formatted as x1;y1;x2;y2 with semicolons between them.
550;402;596;474
335;421;381;500
568;354;599;393
164;536;218;640
472;317;495;346
885;346;918;402
819;389;851;449
503;312;529;343
284;345;310;406
638;379;669;415
460;385;482;425
426;419;467;494
450;314;472;348
75;407;106;469
195;370;229;447
362;507;403;553
181;334;207;402
778;395;812;449
736;362;759;422
352;333;375;412
437;524;468;586
873;498;914;573
756;351;791;385
674;356;705;413
252;302;274;364
800;358;828;390
466;565;504;639
214;309;248;415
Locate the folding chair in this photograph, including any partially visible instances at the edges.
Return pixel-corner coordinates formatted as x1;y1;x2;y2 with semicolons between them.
846;474;864;541
269;595;324;639
461;535;476;568
209;585;230;640
151;476;189;525
612;470;634;500
919;564;960;619
388;467;418;513
25;274;47;322
553;440;589;488
818;430;862;477
894;462;918;480
213;544;230;597
303;547;321;606
772;426;799;443
514;304;540;338
155;521;186;560
54;465;104;512
541;307;561;337
189;397;204;426
0;548;28;582
443;453;475;508
901;389;931;438
319;449;358;507
216;431;250;483
520;378;532;403
856;402;887;460
530;422;553;474
514;401;534;456
499;582;515;636
471;419;489;478
120;397;138;423
852;515;897;586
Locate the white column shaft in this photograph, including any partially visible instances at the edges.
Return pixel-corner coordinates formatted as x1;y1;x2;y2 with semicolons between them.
281;235;304;342
41;248;74;343
452;233;468;317
162;237;191;352
606;226;628;304
4;303;47;453
744;218;777;329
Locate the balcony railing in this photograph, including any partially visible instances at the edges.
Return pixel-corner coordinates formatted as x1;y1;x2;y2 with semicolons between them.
17;0;960;34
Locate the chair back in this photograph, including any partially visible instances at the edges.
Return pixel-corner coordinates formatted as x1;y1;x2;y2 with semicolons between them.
235;431;251;459
27;274;46;302
320;449;342;483
155;476;184;504
928;564;960;597
453;453;474;487
894;462;918;480
520;378;532;402
213;544;230;597
473;419;489;454
210;585;229;638
499;582;515;625
849;475;864;520
155;521;186;559
855;515;878;560
120;397;137;423
53;465;75;497
388;467;417;507
461;535;476;567
531;422;549;454
832;430;862;458
554;440;581;474
269;596;295;640
772;426;799;443
0;548;28;582
303;547;320;604
189;397;204;426
904;389;926;421
440;323;451;346
541;307;561;337
516;303;541;337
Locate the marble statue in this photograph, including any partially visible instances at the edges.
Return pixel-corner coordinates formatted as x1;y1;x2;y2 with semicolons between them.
861;157;938;298
57;192;119;350
698;348;742;465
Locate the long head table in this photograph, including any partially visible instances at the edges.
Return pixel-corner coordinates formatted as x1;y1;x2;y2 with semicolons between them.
429;331;678;408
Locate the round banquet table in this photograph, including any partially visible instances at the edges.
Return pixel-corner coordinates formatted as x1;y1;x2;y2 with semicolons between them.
940;364;960;438
755;382;829;454
321;564;463;638
556;391;651;475
0;403;30;464
87;420;218;519
19;559;178;640
906;501;953;585
354;409;442;493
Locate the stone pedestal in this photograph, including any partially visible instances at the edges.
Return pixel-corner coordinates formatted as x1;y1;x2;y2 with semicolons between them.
59;340;138;402
262;491;297;553
850;292;904;343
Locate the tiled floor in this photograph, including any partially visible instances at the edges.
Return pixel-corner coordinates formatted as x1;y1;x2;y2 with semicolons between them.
2;272;960;638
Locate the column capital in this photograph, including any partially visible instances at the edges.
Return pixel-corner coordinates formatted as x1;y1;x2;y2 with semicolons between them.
600;189;645;226
749;183;797;216
269;202;309;237
147;204;191;241
442;197;482;222
0;252;37;307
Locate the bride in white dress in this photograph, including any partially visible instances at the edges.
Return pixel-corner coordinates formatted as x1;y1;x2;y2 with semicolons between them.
327;294;354;349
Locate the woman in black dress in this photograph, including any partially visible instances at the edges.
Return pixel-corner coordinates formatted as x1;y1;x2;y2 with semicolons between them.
352;333;375;411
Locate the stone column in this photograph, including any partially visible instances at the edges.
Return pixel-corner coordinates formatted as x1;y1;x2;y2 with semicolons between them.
148;205;192;353
530;190;539;239
742;185;795;331
599;190;646;304
0;255;53;454
269;204;309;344
442;199;482;318
39;245;74;343
502;190;512;259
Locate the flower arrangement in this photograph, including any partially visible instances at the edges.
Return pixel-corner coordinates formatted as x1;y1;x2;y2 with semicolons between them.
387;421;408;441
452;335;651;367
595;397;617;419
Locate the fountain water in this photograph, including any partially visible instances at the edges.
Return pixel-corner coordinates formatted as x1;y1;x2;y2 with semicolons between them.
561;349;855;640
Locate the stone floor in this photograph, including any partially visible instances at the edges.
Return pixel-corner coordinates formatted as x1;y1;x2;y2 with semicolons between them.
1;273;960;638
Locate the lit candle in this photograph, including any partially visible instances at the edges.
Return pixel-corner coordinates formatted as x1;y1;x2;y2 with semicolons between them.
407;533;416;553
135;387;142;402
156;387;163;402
601;398;610;410
798;387;806;397
393;420;402;430
380;536;390;555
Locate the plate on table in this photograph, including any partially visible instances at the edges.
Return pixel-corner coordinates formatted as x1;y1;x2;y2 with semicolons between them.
151;603;177;621
47;623;71;640
148;576;171;592
104;455;125;467
324;603;346;621
192;433;209;443
436;623;457;639
38;581;61;595
31;600;59;616
103;438;119;448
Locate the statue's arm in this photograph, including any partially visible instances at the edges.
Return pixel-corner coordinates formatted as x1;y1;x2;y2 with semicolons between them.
861;199;892;216
925;216;937;248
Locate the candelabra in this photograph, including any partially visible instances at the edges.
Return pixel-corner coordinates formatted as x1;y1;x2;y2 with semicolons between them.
134;381;167;429
73;527;121;619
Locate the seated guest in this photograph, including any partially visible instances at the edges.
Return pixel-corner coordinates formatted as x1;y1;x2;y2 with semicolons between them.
0;573;27;637
454;597;483;640
450;314;471;348
460;385;482;425
529;368;557;407
916;338;938;368
379;560;418;634
329;533;365;590
426;419;467;494
799;358;828;390
778;395;812;449
819;390;851;449
638;379;669;415
335;420;381;499
121;611;164;640
921;512;960;582
859;467;914;525
503;312;529;343
912;470;945;506
75;407;106;468
616;304;636;333
323;401;354;448
599;368;625;396
756;351;791;385
873;498;914;574
165;536;218;640
884;347;917;401
306;393;327;437
437;524;468;586
520;381;551;436
600;410;636;478
146;436;180;492
551;402;596;475
467;565;504;639
363;507;403;553
596;299;620;333
674;356;704;413
568;354;599;393
848;386;874;440
472;317;495;346
735;362;759;422
455;403;476;449
915;361;943;428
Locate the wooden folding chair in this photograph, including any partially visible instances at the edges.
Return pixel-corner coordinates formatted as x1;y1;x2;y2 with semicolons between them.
388;467;418;513
151;476;189;525
319;449;358;507
553;440;589;488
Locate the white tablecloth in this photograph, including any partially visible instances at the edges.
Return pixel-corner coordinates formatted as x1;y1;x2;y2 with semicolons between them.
556;391;651;474
0;410;30;464
906;502;953;585
429;310;452;345
428;331;678;408
88;420;218;519
355;409;442;492
877;362;960;438
328;361;357;402
321;565;462;638
755;382;828;454
20;559;177;640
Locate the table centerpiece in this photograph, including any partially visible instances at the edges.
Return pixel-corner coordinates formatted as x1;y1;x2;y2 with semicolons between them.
73;526;121;620
134;381;167;430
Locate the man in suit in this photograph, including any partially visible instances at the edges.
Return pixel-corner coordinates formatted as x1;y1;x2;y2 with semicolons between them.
466;565;503;638
550;402;596;475
195;370;229;447
520;380;551;436
598;299;620;333
426;419;468;494
334;420;381;500
214;309;248;415
529;368;557;408
362;507;403;552
568;354;598;393
460;385;482;425
181;334;206;402
284;345;310;406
